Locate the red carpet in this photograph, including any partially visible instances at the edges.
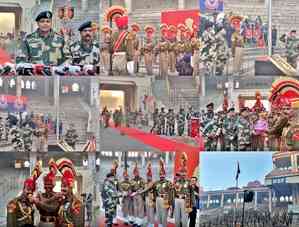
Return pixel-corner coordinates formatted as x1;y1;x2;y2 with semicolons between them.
113;126;201;177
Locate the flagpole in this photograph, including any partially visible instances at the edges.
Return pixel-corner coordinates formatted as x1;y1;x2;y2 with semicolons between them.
234;178;238;227
267;0;272;56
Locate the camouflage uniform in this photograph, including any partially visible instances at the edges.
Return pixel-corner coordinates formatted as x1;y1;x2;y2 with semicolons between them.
102;177;119;227
158;108;167;135
22;125;33;152
11;126;24;152
156;38;169;79
0;117;4;140
16;29;65;65
200;26;217;72
5;117;10;141
64;127;78;150
177;108;186;136
237;115;252;151
280;34;299;69
166;109;176;136
150;109;159;134
7;195;34;227
223;115;238;151
202;116;220;151
214;28;229;75
66;40;100;65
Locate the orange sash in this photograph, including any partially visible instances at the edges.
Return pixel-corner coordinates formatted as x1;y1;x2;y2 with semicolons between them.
113;31;128;53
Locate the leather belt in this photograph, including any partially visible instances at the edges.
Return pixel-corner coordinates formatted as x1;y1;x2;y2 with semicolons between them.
40;216;56;223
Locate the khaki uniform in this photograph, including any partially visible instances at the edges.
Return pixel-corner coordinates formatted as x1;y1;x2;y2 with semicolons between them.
156;39;169;79
145;182;155;224
142;39;155;75
132;34;140;73
191;39;201;77
101;37;111;73
131;176;146;222
168;39;177;74
7;196;34;227
119;179;133;221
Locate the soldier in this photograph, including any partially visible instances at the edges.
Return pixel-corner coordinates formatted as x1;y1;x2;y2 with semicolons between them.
156;24;169;80
158;107;167;135
11;125;24;152
203;102;215;125
144;162;155;227
110;160;120;225
34;159;60;227
223;108;238;151
189;176;199;227
168;25;177;75
0;117;4;140
119;168;133;225
56;158;84;227
166;108;176;136
280;30;299;69
16;11;65;65
64;123;78;150
101;26;112;75
131;23;141;74
66;21;100;65
7;162;42;227
22;123;33;152
33;121;48;152
173;153;194;227
191;36;201;77
105;6;134;75
186;106;195;136
142;25;156;75
5;116;10;141
102;172;119;227
154;159;173;227
214;25;229;76
131;162;146;226
202;114;220;151
237;108;252;151
150;108;159;134
177;108;186;136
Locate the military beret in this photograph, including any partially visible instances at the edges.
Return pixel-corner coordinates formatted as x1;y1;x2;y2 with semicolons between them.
206;102;214;108
228;107;235;112
78;21;92;32
35;11;52;22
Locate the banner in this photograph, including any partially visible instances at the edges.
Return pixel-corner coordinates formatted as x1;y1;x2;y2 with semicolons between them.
190;117;200;138
174;149;199;178
161;9;200;34
199;0;224;13
0;95;27;112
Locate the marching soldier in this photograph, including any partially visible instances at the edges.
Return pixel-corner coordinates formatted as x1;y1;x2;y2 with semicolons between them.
11;125;24;152
7;162;42;227
131;162;146;226
158;107;167;135
173;153;194;227
57;158;84;227
154;159;173;227
22;123;33;152
131;23;141;74
177;108;186;136
119;168;133;225
101;26;112;75
150;108;159;134
168;25;177;74
156;24;169;80
16;11;65;65
142;25;156;75
166;108;176;136
66;20;100;65
223;107;238;151
34;159;60;227
237;108;252;151
64;123;78;150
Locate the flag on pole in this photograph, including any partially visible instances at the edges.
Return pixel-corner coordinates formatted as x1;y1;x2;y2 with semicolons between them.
235;161;240;181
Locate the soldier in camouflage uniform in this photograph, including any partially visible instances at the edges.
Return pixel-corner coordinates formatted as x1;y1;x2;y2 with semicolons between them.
214;26;229;76
56;158;84;227
16;11;65;65
166;108;176;136
0;117;4;140
7;163;41;227
11;125;24;152
22;123;33;152
154;159;173;227
158;107;167;135
66;21;100;65
5;116;10;141
131;162;146;226
186;106;195;136
202;114;220;151
223;108;238;151
280;30;299;69
237;108;252;151
119;168;133;225
177;108;186;136
102;172;120;227
150;108;159;134
64;123;78;150
173;153;194;227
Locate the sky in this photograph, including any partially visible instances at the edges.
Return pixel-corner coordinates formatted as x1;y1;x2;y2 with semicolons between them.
200;152;273;191
0;13;15;34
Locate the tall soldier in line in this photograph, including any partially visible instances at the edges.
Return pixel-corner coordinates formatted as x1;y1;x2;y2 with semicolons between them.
110;160;120;225
168;25;178;75
156;24;169;80
142;25;156;75
23;123;33;152
56;158;84;227
223;107;238;151
280;30;299;69
144;162;155;227
64;123;78;150
16;11;65;65
154;159;173;227
0;117;4;140
7;162;42;227
191;34;201;77
173;153;194;227
186;106;195;136
158;107;167;135
166;108;176;136
101;26;112;75
66;21;100;65
131;23;141;74
150;108;159;134
177;108;186;136
119;168;133;225
34;159;60;227
237;107;252;151
131;162;146;227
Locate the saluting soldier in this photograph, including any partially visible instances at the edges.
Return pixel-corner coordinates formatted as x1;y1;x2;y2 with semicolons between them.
156;24;169;80
16;11;65;65
119;168;133;225
66;21;100;65
101;26;112;75
154;159;173;227
34;159;60;227
7;162;42;227
173;153;194;227
142;25;156;75
56;158;85;227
